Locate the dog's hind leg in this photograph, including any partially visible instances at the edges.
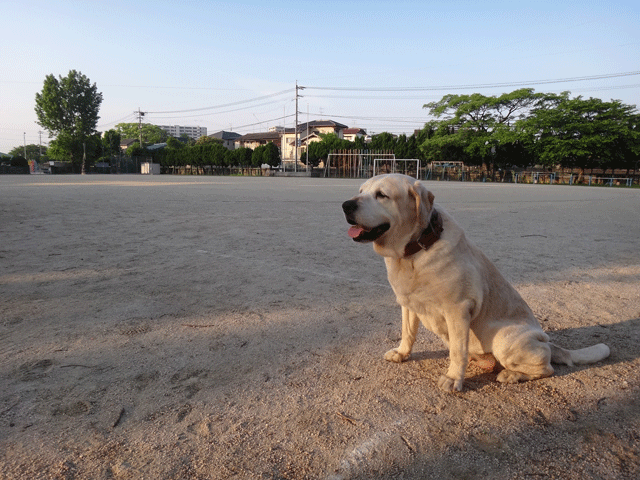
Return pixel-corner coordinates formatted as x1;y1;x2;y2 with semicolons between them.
496;365;554;383
384;306;419;363
496;332;554;384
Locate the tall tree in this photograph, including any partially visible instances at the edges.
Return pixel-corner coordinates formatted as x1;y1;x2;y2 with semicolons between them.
422;89;546;164
102;129;121;157
517;95;640;174
35;70;103;171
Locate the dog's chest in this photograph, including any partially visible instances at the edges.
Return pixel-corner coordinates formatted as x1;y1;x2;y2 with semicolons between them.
385;260;442;315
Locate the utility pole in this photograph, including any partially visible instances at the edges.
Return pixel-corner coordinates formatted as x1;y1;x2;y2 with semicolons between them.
135;108;146;148
23;132;26;159
295;82;305;173
38;131;42;160
306;103;309;172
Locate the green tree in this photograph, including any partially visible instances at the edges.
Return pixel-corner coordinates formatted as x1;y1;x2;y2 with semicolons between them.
263;142;281;167
394;134;409;158
126;142;145;157
34;70;103;171
419;122;471;165
8;144;47;160
517;94;640;173
202;143;228;167
251;145;266;167
422;89;552;168
195;135;223;146
305;141;329;167
166;136;184;150
47;132;102;172
369;132;396;152
227;147;253;167
302;133;353;167
115;123;168;145
102;129;121;157
179;133;196;146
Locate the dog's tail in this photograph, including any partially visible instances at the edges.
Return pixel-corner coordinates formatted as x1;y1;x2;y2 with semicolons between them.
550;343;610;366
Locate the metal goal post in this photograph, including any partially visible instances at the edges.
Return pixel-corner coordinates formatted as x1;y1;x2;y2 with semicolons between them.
324;151;395;178
373;158;421;178
426;161;465;180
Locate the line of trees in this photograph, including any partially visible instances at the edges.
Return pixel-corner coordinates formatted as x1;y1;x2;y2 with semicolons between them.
139;139;281;172
301;131;429;167
6;144;48;160
420;89;640;175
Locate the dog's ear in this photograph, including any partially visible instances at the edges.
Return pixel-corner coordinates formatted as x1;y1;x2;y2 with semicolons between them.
410;181;435;226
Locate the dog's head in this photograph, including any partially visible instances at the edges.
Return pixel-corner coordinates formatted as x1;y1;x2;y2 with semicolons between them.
342;174;435;258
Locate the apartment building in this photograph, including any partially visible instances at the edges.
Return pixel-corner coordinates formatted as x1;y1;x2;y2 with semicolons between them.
156;125;207;140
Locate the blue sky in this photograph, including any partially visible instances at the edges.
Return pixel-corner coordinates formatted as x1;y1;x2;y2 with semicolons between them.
1;0;638;153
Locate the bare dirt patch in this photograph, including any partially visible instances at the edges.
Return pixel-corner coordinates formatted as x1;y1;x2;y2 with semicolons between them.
1;176;639;479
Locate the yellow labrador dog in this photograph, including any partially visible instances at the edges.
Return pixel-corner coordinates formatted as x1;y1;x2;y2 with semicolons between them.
342;174;610;392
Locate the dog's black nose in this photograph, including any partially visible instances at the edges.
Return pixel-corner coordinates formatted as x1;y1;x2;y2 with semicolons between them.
342;199;358;216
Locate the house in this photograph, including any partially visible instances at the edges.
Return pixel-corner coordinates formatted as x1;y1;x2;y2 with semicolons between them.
209;131;241;150
120;138;138;151
281;120;349;159
234;131;281;150
342;128;367;142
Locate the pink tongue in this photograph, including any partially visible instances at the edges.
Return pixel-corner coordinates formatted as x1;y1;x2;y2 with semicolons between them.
348;226;364;238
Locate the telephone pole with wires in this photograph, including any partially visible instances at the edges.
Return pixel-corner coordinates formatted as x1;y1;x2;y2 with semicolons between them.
295;82;305;172
135;108;146;147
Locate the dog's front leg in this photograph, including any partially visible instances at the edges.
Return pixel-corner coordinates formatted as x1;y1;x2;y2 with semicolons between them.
384;306;419;363
437;306;472;392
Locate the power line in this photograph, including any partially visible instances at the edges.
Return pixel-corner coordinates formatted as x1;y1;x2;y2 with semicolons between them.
319;113;429;124
146;88;294;114
304;71;640;92
230;113;296;133
97;113;138;129
146;99;286;121
102;84;253;91
303;83;640;101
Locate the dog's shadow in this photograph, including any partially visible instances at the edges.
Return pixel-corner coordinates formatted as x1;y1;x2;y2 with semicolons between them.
405;318;640;391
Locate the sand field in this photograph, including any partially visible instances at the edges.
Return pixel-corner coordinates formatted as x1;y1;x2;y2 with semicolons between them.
1;175;639;479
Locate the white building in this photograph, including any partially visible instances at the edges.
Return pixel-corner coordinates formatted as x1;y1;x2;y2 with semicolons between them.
156;125;207;140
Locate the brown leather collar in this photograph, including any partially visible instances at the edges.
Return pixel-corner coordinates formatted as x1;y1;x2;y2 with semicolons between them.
404;209;443;257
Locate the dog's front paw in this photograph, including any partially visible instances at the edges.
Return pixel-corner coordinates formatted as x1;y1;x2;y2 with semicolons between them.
438;375;463;392
384;348;409;363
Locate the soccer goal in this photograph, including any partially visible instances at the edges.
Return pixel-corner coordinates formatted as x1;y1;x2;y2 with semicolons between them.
373;158;421;178
324;150;395;178
426;161;465;181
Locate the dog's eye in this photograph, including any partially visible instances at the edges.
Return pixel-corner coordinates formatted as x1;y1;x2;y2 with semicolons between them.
376;191;388;200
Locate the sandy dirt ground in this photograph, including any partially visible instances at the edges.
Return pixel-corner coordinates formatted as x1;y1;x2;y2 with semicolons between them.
1;175;639;480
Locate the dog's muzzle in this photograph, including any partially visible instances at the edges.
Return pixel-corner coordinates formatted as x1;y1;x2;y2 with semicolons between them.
342;199;358;218
342;199;390;242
